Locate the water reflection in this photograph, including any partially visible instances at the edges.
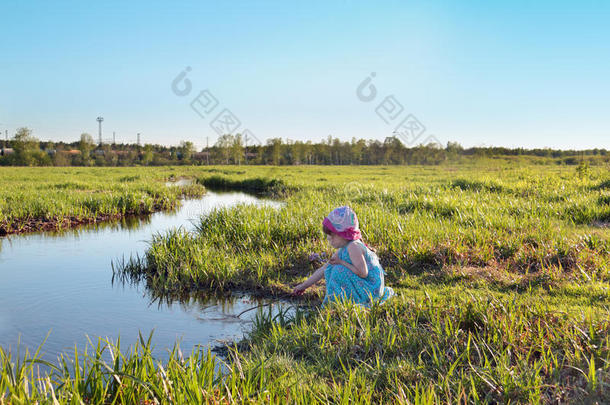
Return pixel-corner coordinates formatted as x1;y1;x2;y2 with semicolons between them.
45;214;153;237
111;271;285;327
165;177;195;187
112;271;262;313
0;191;284;362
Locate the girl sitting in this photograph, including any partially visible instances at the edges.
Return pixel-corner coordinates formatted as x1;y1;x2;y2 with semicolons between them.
293;206;394;306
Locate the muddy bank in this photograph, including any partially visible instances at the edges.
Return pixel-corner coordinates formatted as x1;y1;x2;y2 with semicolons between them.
0;202;177;236
1;180;205;236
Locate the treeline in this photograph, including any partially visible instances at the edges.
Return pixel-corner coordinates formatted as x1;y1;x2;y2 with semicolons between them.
1;128;608;167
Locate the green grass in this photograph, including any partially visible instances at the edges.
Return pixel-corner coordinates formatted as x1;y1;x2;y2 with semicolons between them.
2;297;610;403
118;164;610;295
0;167;206;234
2;162;610;403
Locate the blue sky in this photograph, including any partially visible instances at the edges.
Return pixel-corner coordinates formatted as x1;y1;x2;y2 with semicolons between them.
1;0;608;149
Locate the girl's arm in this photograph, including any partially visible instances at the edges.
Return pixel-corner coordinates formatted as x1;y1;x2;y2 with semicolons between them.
292;263;328;295
329;243;368;278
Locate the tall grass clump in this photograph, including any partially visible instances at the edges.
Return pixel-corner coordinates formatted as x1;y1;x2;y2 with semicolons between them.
239;294;610;403
198;174;295;196
115;200;328;296
5;295;610;403
0;167;205;234
0;328;384;404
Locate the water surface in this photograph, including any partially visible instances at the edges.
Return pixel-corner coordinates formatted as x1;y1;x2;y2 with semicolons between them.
0;191;282;362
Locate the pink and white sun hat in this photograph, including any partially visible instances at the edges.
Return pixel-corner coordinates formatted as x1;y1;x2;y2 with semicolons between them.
322;206;362;240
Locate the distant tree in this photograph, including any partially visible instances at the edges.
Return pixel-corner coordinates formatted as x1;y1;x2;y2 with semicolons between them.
267;138;282;165
215;135;234;164
179;141;195;163
2;130;607;167
10;127;42;165
118;150;138;166
383;136;404;164
292;141;305;165
12;127;37;152
283;139;295;165
351;138;366;165
141;144;154;165
53;151;70;166
303;141;313;164
79;133;95;166
94;154;106;166
230;134;243;165
103;144;118;166
446;141;463;161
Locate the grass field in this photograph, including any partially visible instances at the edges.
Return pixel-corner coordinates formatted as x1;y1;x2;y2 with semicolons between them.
2;162;610;403
0;167;206;235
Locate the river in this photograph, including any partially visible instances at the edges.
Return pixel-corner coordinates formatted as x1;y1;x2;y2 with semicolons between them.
0;190;283;362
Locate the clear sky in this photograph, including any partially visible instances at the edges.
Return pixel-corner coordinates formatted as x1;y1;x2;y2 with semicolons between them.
1;0;609;150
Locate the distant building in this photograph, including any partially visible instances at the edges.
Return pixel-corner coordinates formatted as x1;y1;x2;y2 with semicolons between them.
1;148;14;156
193;151;210;159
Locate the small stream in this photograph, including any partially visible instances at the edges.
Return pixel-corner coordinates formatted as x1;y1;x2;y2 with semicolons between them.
0;190;283;362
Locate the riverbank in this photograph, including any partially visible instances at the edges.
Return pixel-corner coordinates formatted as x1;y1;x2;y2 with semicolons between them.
0;167;206;235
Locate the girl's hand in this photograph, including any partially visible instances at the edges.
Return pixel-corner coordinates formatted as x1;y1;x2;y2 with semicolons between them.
292;283;307;296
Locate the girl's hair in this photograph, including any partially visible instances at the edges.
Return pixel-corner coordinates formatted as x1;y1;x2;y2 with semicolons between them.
322;223;377;252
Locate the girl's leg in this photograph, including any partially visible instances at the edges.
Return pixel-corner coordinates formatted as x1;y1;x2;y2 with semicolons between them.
325;264;375;305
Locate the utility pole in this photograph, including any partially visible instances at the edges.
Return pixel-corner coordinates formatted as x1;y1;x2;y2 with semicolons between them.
113;131;116;145
96;117;104;146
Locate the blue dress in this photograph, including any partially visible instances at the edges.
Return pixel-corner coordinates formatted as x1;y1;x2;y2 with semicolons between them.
323;239;394;307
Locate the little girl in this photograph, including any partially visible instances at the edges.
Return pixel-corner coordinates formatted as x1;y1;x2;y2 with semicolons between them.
293;206;394;306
